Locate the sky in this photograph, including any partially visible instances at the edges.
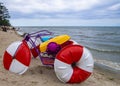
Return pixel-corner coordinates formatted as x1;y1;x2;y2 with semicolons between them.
1;0;120;26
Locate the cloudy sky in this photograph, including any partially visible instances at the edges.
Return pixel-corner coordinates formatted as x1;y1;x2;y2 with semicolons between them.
1;0;120;26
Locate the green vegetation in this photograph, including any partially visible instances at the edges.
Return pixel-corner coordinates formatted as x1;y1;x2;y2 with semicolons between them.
0;2;11;26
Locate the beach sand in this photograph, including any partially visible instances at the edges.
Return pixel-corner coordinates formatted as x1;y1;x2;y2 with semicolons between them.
0;30;120;86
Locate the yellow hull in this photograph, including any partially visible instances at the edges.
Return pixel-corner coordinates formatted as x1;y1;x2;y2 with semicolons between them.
39;34;70;52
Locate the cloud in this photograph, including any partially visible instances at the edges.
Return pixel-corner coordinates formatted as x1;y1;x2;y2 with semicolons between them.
10;18;120;26
108;3;120;10
2;0;100;13
1;0;120;20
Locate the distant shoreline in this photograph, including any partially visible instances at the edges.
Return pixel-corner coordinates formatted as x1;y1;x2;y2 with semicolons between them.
14;26;120;28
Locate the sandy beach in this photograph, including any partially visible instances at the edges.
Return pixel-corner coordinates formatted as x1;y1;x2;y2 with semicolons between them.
0;29;120;86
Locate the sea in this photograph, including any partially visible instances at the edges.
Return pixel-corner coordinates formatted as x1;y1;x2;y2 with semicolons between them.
18;26;120;70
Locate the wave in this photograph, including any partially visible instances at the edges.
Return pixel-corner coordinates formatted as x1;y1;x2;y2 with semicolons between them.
85;46;120;53
73;34;93;38
94;59;120;71
96;32;120;36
